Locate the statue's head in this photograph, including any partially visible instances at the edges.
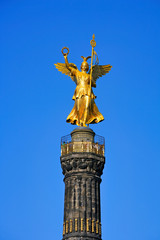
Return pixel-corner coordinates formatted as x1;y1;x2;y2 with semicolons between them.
81;56;91;72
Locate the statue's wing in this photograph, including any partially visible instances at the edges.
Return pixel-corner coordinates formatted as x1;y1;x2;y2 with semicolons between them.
54;63;77;82
91;64;112;82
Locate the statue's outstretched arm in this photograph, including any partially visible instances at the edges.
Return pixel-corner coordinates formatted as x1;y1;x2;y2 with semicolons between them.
64;55;70;70
64;55;77;76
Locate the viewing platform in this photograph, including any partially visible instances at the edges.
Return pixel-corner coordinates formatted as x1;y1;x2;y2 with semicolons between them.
61;127;105;156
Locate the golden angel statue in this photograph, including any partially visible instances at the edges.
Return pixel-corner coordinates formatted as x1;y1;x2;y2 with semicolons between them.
55;35;112;127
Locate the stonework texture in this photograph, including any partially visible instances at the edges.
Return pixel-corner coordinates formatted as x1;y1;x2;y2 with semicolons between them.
61;128;105;240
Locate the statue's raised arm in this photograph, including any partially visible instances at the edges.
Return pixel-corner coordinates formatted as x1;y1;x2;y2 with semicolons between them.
54;47;78;83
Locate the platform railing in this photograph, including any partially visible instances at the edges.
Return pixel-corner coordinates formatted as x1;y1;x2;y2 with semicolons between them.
61;141;105;156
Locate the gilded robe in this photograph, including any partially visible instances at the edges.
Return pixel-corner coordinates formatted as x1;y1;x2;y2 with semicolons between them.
66;69;104;126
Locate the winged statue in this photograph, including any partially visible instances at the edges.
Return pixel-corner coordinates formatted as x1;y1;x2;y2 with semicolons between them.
55;36;112;127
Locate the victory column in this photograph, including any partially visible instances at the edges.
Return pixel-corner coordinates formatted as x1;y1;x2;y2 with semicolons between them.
55;35;112;240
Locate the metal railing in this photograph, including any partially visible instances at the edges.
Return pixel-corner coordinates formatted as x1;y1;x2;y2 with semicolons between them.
61;141;104;156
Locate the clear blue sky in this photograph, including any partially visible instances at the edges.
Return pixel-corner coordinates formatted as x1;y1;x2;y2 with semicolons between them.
0;1;160;240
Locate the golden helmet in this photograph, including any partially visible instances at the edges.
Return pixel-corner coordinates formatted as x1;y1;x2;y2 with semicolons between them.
81;56;91;71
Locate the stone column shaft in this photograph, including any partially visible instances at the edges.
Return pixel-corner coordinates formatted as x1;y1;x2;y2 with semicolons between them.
61;128;105;240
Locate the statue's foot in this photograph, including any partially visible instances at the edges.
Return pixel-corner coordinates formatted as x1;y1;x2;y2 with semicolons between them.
77;121;81;126
82;123;87;127
80;121;87;127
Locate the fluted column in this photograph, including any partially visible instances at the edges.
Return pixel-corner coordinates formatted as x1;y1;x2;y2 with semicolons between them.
61;127;105;240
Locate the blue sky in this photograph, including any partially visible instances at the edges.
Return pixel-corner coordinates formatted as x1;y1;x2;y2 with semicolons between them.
0;0;160;240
